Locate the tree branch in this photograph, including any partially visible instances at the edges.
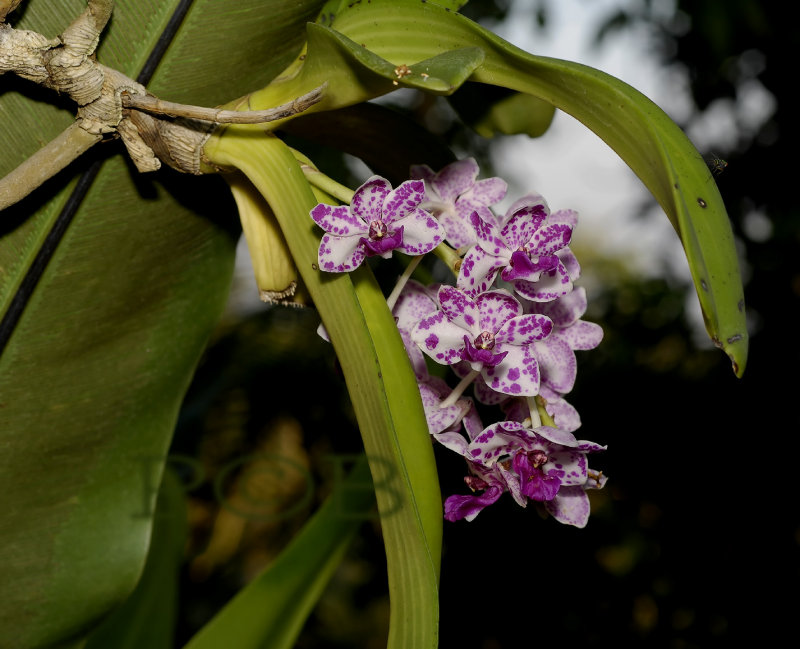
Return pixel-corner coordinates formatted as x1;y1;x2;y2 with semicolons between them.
0;122;102;211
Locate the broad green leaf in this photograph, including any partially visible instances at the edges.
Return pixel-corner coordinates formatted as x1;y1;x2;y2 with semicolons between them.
0;1;327;647
183;455;375;649
83;469;188;649
240;0;747;376
205;131;441;649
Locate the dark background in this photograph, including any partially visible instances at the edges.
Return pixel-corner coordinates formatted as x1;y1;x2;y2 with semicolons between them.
168;1;798;647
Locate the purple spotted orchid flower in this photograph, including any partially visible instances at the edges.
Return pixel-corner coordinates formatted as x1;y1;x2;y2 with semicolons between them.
457;194;581;302
526;287;604;396
310;176;445;272
437;286;602;410
411;286;553;398
391;280;476;436
410;158;508;250
444;421;606;527
454;288;601;427
308;162;606;528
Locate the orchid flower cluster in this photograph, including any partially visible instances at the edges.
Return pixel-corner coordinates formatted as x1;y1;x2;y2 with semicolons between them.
310;158;607;528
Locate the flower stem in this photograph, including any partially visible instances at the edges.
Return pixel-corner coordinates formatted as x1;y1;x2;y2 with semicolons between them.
526;396;542;428
386;255;423;311
299;163;355;204
440;370;480;409
431;242;462;278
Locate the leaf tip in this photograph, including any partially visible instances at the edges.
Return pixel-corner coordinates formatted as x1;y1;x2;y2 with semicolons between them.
712;332;748;378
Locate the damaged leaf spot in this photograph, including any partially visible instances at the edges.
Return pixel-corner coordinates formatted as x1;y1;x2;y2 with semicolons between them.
394;64;412;79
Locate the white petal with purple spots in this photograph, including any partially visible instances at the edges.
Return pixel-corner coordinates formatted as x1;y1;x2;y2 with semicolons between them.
318;233;367;273
534;336;577;394
310;203;368;235
419;377;470;434
532;286;588;327
511;261;573;302
464;176;507;209
544;486;590;528
438;286;479;332
394;207;445;255
457;245;506;297
557;320;604;351
431;158;478;201
412;311;469;365
383;179;426;222
496;313;553;346
351;176;391;221
534;425;579;447
475;290;522;333
482;343;540;396
393;280;439;332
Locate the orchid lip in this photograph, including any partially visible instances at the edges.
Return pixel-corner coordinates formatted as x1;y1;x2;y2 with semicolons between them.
460;335;507;367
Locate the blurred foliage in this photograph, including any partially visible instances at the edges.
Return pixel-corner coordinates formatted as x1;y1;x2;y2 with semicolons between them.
167;305;388;646
152;0;796;647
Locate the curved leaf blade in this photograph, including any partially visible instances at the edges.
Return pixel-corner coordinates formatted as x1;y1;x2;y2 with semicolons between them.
243;0;745;374
323;0;747;374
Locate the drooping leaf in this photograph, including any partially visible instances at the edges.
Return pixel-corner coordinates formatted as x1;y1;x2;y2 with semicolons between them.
239;0;747;375
324;0;748;375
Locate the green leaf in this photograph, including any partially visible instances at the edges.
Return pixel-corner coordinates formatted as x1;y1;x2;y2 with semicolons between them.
182;455;375;649
323;0;748;375
83;469;188;649
0;1;327;647
204;131;441;649
231;24;488;118
241;0;746;375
